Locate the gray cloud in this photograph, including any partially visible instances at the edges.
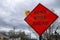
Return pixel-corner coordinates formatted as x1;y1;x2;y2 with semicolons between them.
0;0;59;30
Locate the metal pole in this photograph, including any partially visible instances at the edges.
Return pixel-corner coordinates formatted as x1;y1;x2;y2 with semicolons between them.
39;36;42;40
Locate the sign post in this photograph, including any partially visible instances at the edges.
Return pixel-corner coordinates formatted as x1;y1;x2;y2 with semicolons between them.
39;36;42;40
24;3;58;40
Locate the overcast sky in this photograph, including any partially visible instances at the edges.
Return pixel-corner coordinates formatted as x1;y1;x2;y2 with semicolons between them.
0;0;60;39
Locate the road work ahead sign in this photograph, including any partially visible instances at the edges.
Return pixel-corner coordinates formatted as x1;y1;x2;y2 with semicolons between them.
24;3;58;36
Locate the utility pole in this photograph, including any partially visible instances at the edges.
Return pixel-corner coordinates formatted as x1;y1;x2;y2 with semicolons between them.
13;26;16;32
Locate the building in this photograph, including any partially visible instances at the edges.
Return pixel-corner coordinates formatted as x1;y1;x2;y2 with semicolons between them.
0;33;9;40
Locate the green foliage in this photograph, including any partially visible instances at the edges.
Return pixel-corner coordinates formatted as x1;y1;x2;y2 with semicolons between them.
19;32;30;40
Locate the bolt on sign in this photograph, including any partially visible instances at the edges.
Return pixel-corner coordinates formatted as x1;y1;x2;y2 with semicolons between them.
24;3;58;36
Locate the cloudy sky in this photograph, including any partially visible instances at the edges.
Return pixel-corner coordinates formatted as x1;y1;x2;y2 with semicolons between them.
0;0;60;39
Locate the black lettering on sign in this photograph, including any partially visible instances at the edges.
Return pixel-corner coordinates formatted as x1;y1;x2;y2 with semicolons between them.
34;16;46;20
33;21;48;26
34;10;46;14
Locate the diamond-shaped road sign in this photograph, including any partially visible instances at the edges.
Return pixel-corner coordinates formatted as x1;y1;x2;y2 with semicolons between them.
24;3;58;36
